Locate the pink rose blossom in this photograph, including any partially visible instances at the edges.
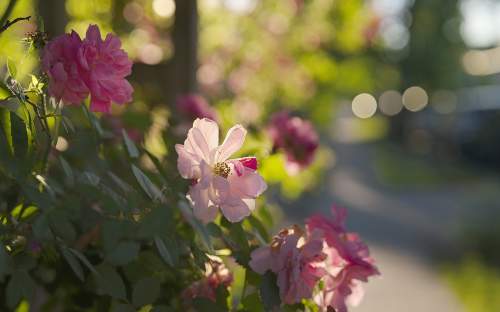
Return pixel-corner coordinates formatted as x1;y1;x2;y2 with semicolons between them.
42;24;133;113
267;111;319;174
177;94;218;121
175;118;267;223
249;225;327;304
42;31;89;105
307;207;379;312
182;256;233;302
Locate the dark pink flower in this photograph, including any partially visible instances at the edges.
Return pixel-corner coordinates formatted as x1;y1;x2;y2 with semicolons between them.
177;94;218;121
307;207;379;312
182;256;233;302
42;31;89;105
42;25;133;113
78;25;133;113
267;111;319;174
249;225;327;304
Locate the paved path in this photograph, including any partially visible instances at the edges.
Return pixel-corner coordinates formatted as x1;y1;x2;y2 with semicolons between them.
278;114;500;311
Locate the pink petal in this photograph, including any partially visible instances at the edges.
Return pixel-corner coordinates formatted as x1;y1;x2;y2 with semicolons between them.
86;24;102;43
228;170;267;198
175;144;201;179
219;197;251;222
249;246;273;274
188;184;218;223
193;118;219;153
216;124;246;162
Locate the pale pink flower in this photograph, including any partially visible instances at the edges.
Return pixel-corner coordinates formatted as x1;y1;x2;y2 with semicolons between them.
42;25;133;113
249;225;327;304
42;31;89;105
78;25;133;113
307;207;379;312
182;256;233;302
177;94;218;121
175;118;267;223
267;111;319;174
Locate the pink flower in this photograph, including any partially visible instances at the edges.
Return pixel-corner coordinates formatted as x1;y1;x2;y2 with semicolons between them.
78;25;133;113
307;207;379;312
177;94;218;121
42;25;133;113
175;118;267;223
249;225;327;304
267;111;319;174
42;31;89;105
182;256;233;302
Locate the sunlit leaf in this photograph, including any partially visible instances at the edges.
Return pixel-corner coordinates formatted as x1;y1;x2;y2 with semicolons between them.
122;129;139;158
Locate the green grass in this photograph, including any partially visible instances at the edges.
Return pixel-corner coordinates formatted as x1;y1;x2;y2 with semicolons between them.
443;256;500;312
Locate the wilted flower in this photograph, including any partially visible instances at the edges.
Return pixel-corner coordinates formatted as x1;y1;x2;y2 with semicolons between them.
182;256;233;302
307;207;379;312
42;24;133;113
177;94;218;121
175;118;267;223
267;111;319;174
249;225;327;304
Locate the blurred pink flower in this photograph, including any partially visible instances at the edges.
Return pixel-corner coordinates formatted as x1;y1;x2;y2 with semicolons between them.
42;24;133;113
182;256;233;302
249;225;327;304
79;25;133;113
177;94;218;121
267;111;319;174
42;31;89;105
175;118;267;223
307;207;379;312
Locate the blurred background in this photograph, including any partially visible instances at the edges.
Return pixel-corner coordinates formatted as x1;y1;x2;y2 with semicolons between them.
2;0;500;311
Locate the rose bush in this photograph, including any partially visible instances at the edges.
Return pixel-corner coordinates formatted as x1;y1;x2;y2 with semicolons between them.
0;22;378;312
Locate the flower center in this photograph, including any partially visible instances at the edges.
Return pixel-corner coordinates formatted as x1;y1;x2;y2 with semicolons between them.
213;162;230;178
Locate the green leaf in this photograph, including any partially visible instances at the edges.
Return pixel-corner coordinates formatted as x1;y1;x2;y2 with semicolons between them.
67;248;99;275
59;156;75;186
259;272;281;312
111;303;135;312
0;107;13;154
230;265;246;309
32;214;54;241
106;241;140;266
192;297;226;312
154;236;177;267
95;264;127;300
122;129;139;158
61;246;84;281
132;277;161;307
179;201;213;252
6;271;36;308
247;215;270;243
242;292;264;312
0;242;11;280
131;164;164;201
7;59;17;78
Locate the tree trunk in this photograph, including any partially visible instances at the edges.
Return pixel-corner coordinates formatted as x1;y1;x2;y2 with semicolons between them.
172;0;198;99
37;0;67;37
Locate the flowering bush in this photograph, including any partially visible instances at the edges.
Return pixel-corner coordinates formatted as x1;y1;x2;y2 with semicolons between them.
0;22;377;312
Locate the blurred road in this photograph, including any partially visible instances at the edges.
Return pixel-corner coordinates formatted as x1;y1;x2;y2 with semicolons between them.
278;113;500;311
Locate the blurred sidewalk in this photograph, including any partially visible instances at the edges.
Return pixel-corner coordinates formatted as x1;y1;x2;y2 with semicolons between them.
279;113;500;311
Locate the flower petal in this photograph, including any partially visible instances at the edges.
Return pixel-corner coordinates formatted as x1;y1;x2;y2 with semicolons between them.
188;184;218;223
249;246;273;274
175;144;201;179
228;170;267;198
219;197;251;222
193;118;219;153
216;124;246;162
